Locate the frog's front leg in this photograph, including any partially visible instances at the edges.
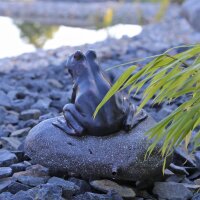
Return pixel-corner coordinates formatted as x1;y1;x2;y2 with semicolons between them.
53;103;85;136
124;104;148;131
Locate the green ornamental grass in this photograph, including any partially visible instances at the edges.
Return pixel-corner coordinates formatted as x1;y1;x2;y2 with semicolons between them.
94;44;200;170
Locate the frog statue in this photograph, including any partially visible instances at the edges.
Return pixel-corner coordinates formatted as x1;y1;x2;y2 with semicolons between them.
53;50;147;136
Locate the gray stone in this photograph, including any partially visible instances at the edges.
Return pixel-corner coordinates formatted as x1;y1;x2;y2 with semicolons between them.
153;182;193;200
24;115;168;181
169;163;189;175
1;137;22;150
16;175;48;187
12;97;34;112
73;192;121;200
192;193;200;200
0;126;6;138
188;171;200;180
136;190;154;199
182;177;194;184
13;164;49;182
10;184;63;200
0;167;12;178
19;119;38;129
12;151;25;162
39;113;57;121
11;191;32;200
195;151;200;170
30;184;63;200
68;177;91;194
5;111;19;125
0;150;17;167
7;90;27;101
0;192;13;200
48;176;80;198
0;178;13;193
174;148;196;167
50;99;66;110
6;181;31;194
182;0;200;32
182;183;200;190
90;179;136;199
25;164;49;177
31;98;52;111
11;128;31;137
0;90;11;108
10;162;27;173
48;79;63;89
195;179;200;185
2;124;16;136
0;107;6;124
165;175;185;183
20;109;41;121
156;107;171;121
164;169;174;177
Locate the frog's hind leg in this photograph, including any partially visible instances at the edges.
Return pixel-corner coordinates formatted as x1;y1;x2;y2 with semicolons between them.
63;103;85;136
64;111;84;136
124;105;148;131
63;103;89;126
52;112;84;136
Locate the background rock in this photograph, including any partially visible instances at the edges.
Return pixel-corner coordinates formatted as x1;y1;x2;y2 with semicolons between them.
182;0;200;32
153;182;193;200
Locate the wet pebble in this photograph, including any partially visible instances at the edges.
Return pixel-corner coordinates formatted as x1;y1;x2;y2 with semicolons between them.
153;182;193;200
48;177;80;198
0;167;12;179
0;90;11;108
90;179;136;199
20;109;41;121
0;150;17;167
10;127;31;137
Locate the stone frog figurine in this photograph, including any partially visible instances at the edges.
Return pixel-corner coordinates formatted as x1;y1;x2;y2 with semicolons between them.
53;50;147;136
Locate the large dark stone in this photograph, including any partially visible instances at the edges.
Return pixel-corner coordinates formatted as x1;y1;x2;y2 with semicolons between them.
24;114;170;182
153;182;193;200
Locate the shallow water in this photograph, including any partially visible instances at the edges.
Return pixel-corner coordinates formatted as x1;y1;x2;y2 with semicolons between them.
0;16;142;59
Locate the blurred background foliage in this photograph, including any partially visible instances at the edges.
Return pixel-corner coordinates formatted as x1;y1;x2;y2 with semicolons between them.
15;22;59;48
3;0;186;48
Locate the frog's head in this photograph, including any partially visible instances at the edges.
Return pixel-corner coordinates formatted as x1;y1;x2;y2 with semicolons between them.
65;50;87;79
65;50;98;79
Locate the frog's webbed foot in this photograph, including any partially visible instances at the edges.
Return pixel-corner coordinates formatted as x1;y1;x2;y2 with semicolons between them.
124;106;148;132
52;117;77;135
52;104;85;136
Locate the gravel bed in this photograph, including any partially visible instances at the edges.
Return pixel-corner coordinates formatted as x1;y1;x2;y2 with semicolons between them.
0;12;200;199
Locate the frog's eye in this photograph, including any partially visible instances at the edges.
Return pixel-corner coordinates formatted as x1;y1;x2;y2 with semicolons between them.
86;50;97;59
74;50;84;61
